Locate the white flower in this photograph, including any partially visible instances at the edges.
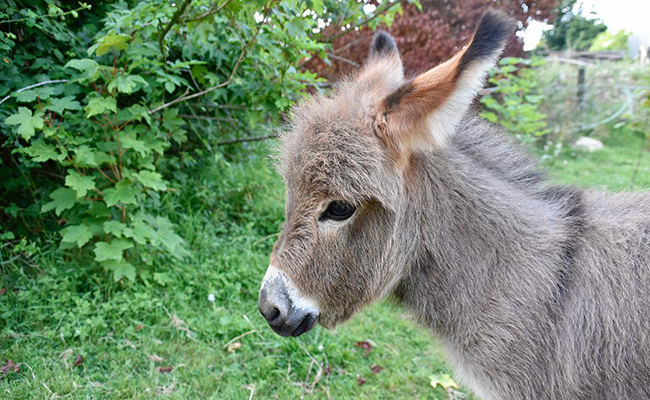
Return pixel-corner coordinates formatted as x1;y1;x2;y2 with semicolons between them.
207;293;216;302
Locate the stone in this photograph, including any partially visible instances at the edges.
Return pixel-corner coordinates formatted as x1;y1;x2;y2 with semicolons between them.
573;137;604;152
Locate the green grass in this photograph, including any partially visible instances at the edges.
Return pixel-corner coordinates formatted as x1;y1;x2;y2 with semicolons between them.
2;125;649;400
543;126;650;190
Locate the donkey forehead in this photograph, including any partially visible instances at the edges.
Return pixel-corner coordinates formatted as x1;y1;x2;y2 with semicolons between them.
283;132;386;197
279;111;391;200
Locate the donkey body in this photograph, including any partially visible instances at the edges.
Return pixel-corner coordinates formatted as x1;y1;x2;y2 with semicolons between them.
258;11;650;400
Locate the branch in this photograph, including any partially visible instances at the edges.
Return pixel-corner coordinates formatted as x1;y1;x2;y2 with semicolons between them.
158;0;193;61
148;2;273;115
179;113;236;122
217;134;277;146
0;79;69;106
182;0;232;23
325;0;401;43
326;52;360;68
332;33;373;54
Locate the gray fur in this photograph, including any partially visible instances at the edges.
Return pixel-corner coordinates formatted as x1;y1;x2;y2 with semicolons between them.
262;14;650;400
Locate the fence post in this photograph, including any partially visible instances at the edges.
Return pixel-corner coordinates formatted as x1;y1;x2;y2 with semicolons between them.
577;67;586;109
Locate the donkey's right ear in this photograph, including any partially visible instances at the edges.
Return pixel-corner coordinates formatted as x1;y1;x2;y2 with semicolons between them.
359;31;404;87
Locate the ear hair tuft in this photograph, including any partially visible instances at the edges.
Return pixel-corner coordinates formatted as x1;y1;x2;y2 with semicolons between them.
370;31;398;59
459;9;516;72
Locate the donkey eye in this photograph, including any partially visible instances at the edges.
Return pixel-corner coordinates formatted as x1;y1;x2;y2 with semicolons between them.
320;201;356;222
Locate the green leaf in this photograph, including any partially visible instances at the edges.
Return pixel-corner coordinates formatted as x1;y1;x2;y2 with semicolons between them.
430;374;459;390
4;107;44;141
96;32;130;56
1;232;15;240
65;170;95;198
103;180;139;207
22;140;64;162
153;272;173;286
73;145;98;167
120;131;150;157
151;216;188;258
135;171;167;191
94;239;133;262
45;96;82;114
480;111;498;123
103;220;126;237
15;86;58;102
107;74;148;94
85;96;117;117
123;219;156;245
286;17;310;38
64;59;100;79
60;224;93;247
102;260;136;282
41;188;76;216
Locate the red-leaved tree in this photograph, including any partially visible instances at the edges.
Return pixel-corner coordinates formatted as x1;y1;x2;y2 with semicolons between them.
306;0;559;79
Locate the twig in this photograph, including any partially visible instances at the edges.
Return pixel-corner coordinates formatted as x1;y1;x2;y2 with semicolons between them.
223;330;258;348
183;103;246;110
178;113;236;122
242;314;265;340
325;0;401;43
216;134;277;146
158;0;194;61
300;360;315;400
0;79;69;106
148;1;273;115
333;33;372;54
326;52;360;68
183;0;232;22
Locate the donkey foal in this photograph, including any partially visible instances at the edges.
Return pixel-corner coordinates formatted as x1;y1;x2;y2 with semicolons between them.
258;10;650;400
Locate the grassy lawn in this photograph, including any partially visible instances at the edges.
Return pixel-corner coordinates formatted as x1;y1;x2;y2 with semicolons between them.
2;125;648;400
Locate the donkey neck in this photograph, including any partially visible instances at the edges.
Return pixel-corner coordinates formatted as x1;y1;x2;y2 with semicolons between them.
393;124;577;337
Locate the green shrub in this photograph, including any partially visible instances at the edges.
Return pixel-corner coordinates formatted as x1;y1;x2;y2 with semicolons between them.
480;56;550;143
0;0;404;282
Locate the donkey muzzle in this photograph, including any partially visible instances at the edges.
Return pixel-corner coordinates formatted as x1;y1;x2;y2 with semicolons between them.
258;265;320;337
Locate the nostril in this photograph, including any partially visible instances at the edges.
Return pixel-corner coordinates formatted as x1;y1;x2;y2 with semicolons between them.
259;301;286;327
269;307;280;322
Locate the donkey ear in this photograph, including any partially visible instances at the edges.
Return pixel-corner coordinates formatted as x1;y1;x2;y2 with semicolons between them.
370;31;399;59
360;31;404;87
374;10;515;158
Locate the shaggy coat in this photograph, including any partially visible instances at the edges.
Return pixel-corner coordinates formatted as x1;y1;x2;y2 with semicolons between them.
258;10;650;400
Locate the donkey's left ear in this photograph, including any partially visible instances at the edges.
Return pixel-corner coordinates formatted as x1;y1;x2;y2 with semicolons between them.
360;30;404;88
374;10;515;158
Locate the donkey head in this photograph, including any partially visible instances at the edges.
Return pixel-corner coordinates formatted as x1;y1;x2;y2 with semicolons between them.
258;10;515;337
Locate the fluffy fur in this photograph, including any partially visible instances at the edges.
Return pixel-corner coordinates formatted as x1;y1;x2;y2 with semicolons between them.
261;10;650;400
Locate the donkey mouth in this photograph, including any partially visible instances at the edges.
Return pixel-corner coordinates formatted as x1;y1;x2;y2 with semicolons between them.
269;311;319;337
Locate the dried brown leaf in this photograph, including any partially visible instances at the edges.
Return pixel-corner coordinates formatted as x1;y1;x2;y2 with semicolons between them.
73;355;84;367
370;365;383;374
0;360;19;380
354;341;372;356
227;341;242;353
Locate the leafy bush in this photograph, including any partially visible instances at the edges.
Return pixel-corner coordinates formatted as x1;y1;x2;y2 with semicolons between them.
0;0;401;282
480;57;549;143
590;29;630;51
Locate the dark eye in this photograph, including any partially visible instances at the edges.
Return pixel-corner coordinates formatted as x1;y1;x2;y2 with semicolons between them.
320;201;356;222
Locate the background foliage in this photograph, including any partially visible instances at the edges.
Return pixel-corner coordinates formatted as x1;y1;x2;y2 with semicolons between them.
305;0;560;79
541;0;607;51
0;0;404;282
